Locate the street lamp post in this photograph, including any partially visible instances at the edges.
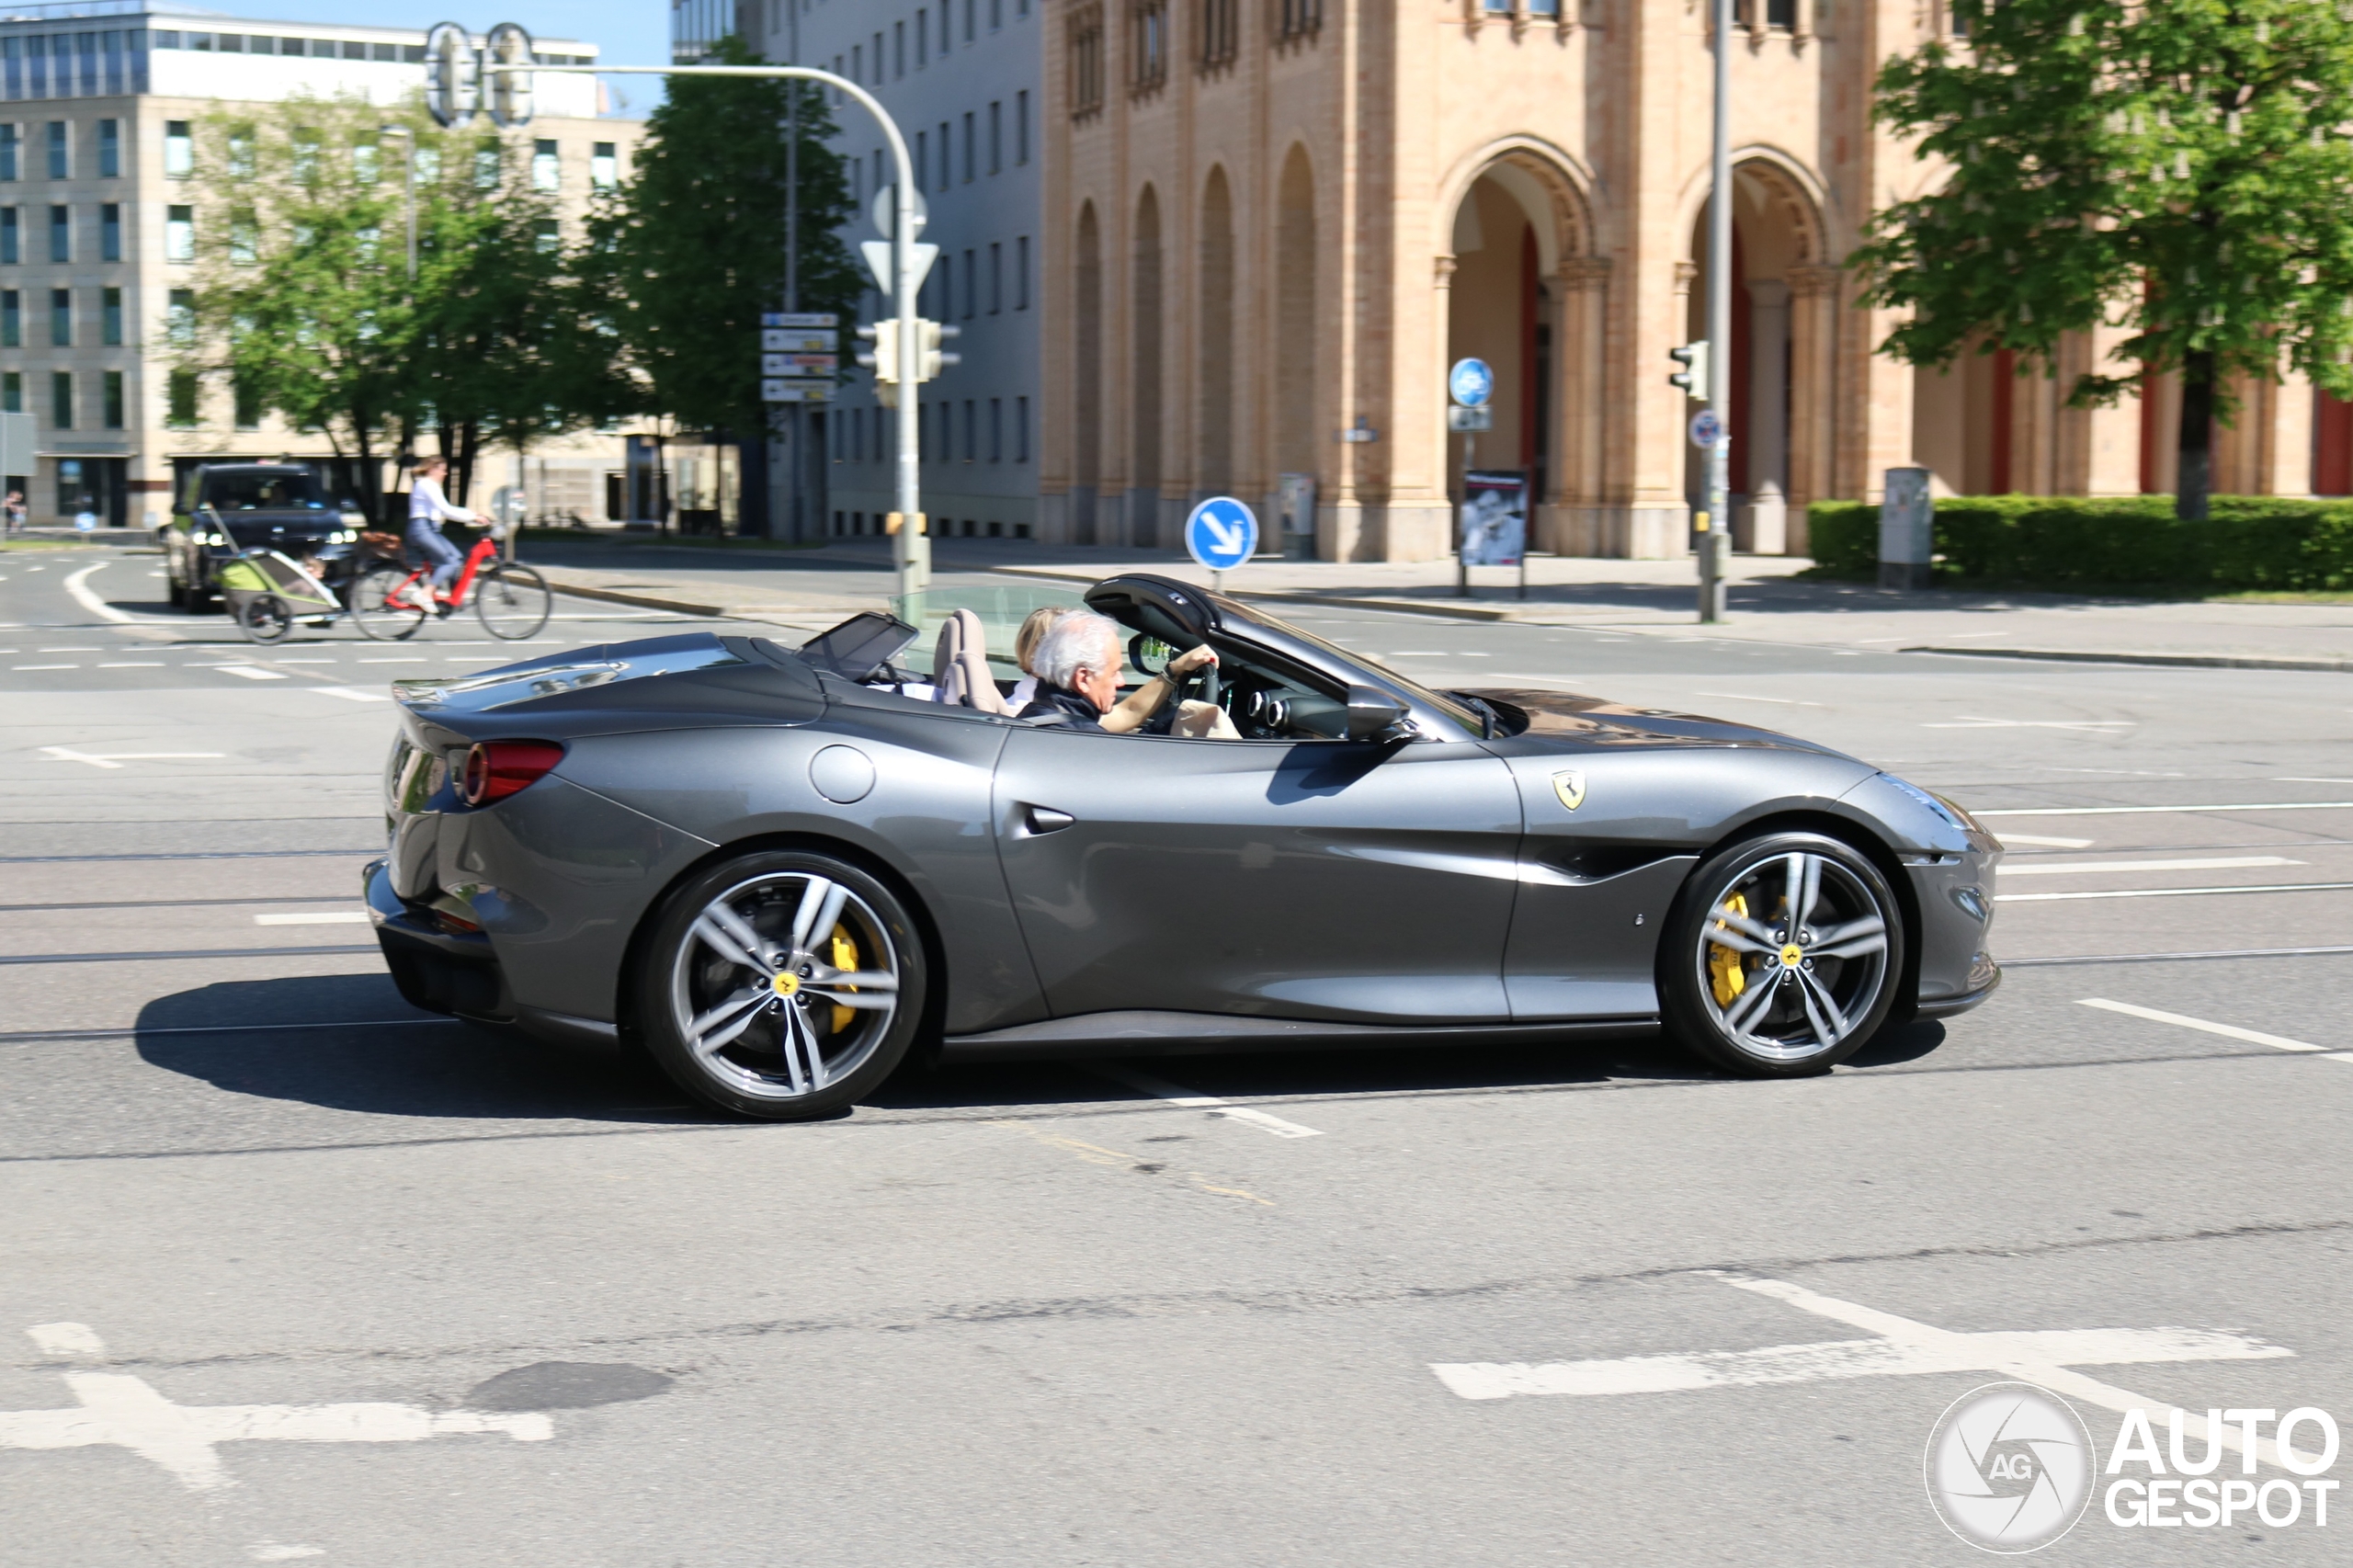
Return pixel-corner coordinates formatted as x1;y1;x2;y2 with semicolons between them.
1699;0;1732;624
473;51;931;598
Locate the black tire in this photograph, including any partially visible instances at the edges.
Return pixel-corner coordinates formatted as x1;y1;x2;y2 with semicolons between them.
1659;831;1905;1077
165;568;188;608
636;850;928;1121
235;594;293;644
350;563;426;642
473;562;551;641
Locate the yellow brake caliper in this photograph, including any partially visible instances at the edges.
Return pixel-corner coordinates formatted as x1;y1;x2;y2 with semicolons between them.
828;926;859;1034
1708;892;1751;1006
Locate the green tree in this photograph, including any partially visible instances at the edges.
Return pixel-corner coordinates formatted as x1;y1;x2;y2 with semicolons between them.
1854;0;2353;520
584;35;859;516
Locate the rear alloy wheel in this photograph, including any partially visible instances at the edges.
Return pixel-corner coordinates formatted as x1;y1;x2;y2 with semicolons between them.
638;851;926;1120
1660;831;1904;1077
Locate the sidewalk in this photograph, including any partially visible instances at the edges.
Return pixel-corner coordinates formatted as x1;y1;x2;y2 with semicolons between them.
519;535;2353;671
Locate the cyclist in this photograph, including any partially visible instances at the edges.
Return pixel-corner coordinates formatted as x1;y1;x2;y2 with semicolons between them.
404;456;485;615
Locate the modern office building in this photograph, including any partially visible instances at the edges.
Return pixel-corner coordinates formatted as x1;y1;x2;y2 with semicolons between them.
0;6;640;527
731;0;1048;541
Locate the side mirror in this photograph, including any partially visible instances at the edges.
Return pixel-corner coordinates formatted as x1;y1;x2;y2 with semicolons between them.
1345;684;1415;744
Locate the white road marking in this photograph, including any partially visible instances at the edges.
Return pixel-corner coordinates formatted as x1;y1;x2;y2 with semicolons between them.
2277;777;2353;784
312;687;390;702
62;562;133;624
1979;801;2353;817
358;657;426;665
1433;1274;2322;1471
37;646;98;652
275;658;335;665
38;747;226;769
254;912;370;926
1996;881;2353;903
97;661;165;668
27;1323;104;1356
1995;834;2094;848
1999;856;2302;877
250;1543;325;1561
1923;716;2135;732
212;665;288;680
2076;997;2324;1052
1694;691;1827;708
12;664;75;670
1092;1063;1325;1138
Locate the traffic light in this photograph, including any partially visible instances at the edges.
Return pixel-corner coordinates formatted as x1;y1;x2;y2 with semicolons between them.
858;320;962;385
1668;340;1711;402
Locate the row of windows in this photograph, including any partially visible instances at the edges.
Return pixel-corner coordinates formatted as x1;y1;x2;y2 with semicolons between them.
148;206;566;265
835;397;1030;466
157;122;620;190
834;509;1031;540
828;0;1034;93
0;368;126;430
0;203;124;264
0;285;124;347
145;29;421;62
0;118;121;180
1073;0;1323;113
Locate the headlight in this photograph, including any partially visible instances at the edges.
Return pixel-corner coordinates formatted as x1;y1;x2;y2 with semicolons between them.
199;532;227;547
1881;774;1972;833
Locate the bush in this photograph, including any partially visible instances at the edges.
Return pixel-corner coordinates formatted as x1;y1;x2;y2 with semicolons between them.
1802;494;2353;593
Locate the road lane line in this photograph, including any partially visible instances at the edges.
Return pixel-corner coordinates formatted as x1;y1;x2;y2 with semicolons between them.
312;687;390;701
2077;997;2324;1051
211;665;288;680
96;662;164;667
1997;881;2353;903
1435;1275;2322;1471
1998;856;2302;877
2006;945;2353;967
61;562;132;624
0;945;377;966
1092;1063;1324;1138
37;747;225;768
253;912;369;926
1979;801;2353;816
12;664;76;670
1995;834;2094;847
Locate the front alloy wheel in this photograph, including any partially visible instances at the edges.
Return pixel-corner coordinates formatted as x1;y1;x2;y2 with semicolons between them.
1660;832;1904;1076
638;852;926;1119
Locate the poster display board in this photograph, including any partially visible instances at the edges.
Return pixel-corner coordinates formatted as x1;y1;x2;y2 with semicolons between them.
1459;471;1528;567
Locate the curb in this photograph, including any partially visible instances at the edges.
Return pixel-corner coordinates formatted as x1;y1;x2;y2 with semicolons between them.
1904;644;2353;674
546;580;726;617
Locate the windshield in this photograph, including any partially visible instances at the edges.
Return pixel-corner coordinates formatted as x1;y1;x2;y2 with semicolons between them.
203;470;327;510
1224;602;1488;735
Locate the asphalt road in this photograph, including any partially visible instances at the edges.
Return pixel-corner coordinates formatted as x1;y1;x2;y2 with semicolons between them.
3;543;2349;1565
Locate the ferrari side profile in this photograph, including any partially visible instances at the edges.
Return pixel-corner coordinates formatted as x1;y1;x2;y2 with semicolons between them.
366;574;2000;1119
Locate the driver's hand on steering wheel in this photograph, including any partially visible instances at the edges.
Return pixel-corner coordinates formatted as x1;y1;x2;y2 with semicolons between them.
1165;645;1218;681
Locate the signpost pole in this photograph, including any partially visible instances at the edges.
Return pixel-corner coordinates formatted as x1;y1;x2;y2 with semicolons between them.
1699;0;1732;624
475;52;926;600
1458;431;1472;598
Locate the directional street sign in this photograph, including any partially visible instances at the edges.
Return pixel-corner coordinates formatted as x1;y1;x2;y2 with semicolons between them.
763;381;830;403
1448;358;1495;409
762;330;835;354
1184;495;1258;572
1689;409;1723;449
762;353;837;376
1447;406;1493;433
763;312;838;329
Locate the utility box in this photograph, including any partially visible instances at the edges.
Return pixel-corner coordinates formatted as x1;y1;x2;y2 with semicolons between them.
0;411;34;483
1879;466;1934;590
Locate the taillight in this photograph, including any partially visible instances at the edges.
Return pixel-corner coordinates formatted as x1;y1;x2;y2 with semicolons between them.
460;740;565;806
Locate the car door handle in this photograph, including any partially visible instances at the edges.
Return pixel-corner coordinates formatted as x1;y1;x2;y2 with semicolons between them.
1018;803;1075;835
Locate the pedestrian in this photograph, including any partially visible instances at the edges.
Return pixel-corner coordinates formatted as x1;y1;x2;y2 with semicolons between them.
3;488;23;536
404;457;482;614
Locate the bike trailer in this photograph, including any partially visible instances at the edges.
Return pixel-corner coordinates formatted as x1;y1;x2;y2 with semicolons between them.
219;549;341;620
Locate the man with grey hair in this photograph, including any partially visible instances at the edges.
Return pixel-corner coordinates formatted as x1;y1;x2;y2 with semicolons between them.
1018;610;1220;733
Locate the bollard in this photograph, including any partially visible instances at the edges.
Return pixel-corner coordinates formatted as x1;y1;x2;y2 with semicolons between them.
1878;467;1933;590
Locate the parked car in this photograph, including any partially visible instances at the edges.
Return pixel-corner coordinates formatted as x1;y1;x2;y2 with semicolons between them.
366;575;2002;1121
160;461;365;611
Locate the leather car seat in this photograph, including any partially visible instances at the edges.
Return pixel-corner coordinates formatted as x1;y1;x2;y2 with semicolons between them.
932;608;1010;714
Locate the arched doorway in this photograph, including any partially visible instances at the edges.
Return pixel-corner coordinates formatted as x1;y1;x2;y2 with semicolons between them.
1131;186;1164;548
1683;157;1830;553
1439;155;1596;554
1074;201;1103;544
1275;148;1318;485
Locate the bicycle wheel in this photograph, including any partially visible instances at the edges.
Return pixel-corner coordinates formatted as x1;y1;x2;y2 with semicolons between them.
474;562;552;641
351;564;427;642
234;594;293;645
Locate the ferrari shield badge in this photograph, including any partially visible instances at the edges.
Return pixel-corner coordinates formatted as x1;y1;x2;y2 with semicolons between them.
1552;769;1586;812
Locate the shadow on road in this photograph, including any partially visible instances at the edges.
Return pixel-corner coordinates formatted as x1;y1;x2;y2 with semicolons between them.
133;974;707;1124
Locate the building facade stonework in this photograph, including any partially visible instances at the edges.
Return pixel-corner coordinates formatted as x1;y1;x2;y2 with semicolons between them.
1041;0;2337;563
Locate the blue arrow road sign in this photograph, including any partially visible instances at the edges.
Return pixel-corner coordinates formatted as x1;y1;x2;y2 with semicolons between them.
1185;495;1259;572
1449;358;1495;409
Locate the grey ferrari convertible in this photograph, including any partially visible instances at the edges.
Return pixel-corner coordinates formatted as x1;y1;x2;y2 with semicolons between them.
366;574;1999;1119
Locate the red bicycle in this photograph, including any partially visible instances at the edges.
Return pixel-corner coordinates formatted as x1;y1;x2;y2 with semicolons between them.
350;529;551;642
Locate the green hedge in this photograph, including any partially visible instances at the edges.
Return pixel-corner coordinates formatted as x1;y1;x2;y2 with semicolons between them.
1805;495;2353;593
